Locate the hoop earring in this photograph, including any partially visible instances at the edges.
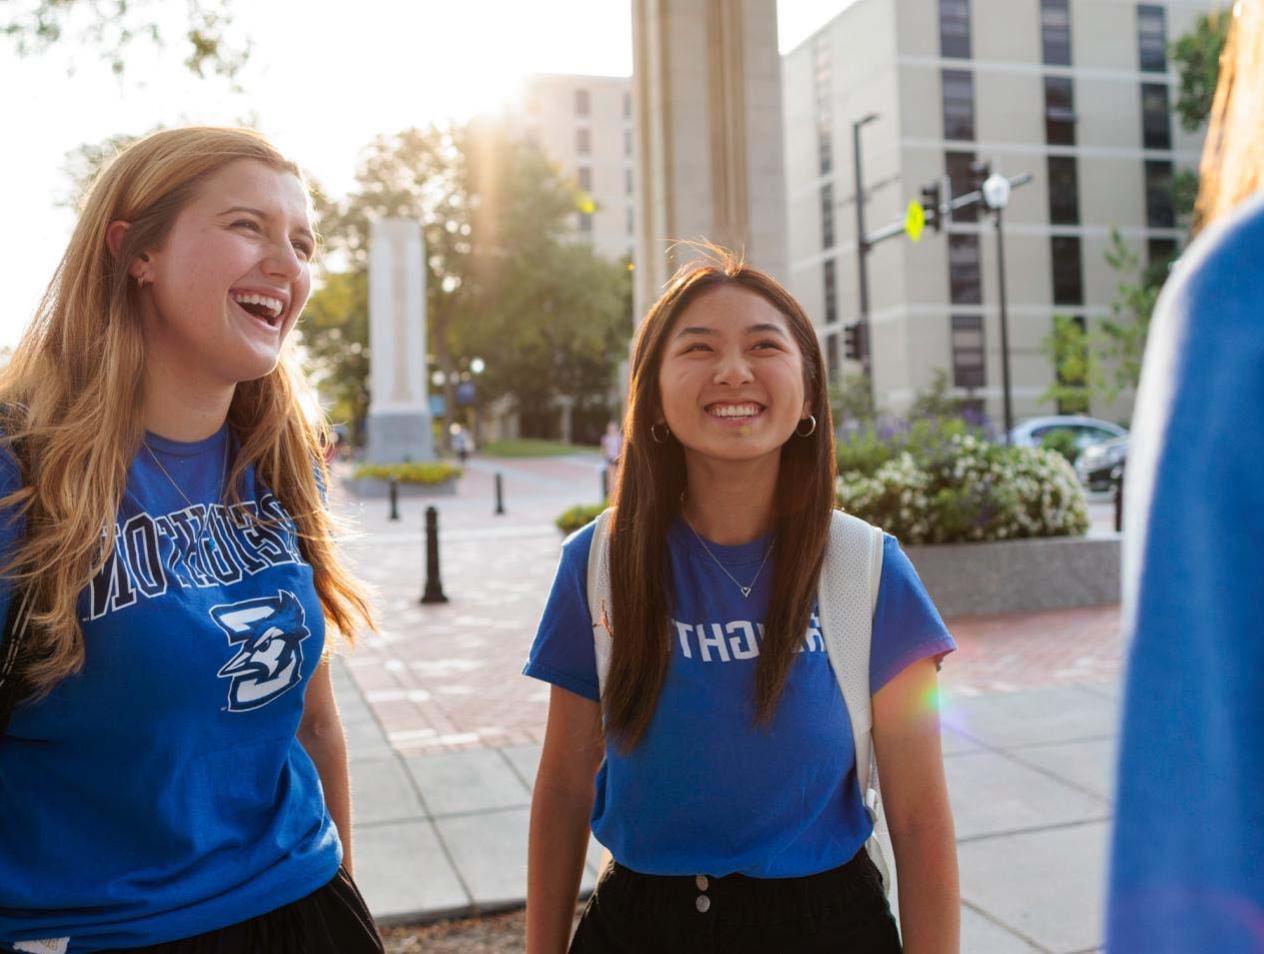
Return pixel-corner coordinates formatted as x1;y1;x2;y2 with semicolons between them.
650;422;670;444
795;415;817;437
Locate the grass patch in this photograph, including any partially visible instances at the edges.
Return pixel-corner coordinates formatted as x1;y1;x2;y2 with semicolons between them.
481;439;597;458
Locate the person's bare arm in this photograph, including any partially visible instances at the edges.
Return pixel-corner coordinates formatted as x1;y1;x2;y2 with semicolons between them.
872;657;960;953
526;685;604;954
299;658;355;875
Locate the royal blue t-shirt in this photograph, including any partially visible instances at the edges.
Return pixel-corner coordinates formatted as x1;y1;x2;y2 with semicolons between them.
0;426;340;952
1107;197;1264;952
524;517;955;878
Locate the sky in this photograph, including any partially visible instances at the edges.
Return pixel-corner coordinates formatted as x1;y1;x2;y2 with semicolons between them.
2;0;855;348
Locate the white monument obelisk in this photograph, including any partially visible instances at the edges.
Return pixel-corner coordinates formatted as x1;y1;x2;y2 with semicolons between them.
631;0;788;321
366;218;435;463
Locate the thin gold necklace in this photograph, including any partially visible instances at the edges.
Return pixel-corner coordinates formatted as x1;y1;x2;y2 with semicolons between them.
143;438;229;558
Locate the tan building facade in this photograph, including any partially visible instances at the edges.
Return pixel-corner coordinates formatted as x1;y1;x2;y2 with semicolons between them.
783;0;1213;426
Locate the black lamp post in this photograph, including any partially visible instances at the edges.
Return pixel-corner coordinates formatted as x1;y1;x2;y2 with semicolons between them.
851;112;879;383
977;162;1015;443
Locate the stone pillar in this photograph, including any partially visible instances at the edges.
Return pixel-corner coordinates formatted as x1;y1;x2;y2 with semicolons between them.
366;219;435;463
631;0;788;322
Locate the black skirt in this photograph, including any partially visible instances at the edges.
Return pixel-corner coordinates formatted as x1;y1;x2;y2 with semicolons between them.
569;847;901;954
117;865;383;954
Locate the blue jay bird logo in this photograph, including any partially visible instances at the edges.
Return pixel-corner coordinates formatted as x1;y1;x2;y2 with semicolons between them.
212;591;311;712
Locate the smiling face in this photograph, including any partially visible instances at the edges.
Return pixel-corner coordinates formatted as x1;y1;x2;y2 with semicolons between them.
656;284;812;468
136;159;314;389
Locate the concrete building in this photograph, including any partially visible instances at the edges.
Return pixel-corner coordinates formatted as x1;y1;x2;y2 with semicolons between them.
782;0;1212;426
517;73;637;264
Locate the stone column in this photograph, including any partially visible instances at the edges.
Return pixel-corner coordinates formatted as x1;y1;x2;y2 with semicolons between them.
366;219;435;463
631;0;788;322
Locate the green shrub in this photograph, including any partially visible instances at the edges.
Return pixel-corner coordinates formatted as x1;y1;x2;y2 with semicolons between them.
353;461;462;485
1040;429;1081;464
556;502;607;535
837;433;1088;544
837;417;978;479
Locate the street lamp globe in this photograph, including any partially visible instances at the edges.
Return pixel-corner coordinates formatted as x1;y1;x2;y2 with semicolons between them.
982;172;1012;211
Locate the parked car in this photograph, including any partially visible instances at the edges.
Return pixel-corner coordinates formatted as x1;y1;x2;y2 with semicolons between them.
1008;415;1127;452
1076;435;1128;491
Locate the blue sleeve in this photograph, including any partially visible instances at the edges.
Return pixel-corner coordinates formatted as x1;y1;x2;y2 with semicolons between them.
522;521;600;703
1108;199;1264;951
870;533;956;693
0;445;26;648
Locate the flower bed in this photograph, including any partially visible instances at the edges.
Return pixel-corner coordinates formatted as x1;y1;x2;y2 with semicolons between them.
349;461;462;498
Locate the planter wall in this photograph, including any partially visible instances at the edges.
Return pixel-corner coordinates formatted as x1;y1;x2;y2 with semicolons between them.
905;533;1120;618
346;476;458;498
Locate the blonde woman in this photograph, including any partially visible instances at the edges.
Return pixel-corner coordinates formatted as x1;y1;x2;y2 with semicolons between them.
0;128;382;953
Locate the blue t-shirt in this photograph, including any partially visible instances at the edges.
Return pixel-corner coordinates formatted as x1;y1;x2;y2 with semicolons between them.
0;426;340;952
524;516;955;878
1107;197;1264;952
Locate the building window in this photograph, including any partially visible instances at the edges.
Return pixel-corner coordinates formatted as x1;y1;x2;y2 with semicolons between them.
1047;155;1080;225
824;259;838;324
624;128;633;156
577;166;592;191
1041;0;1072;66
623;91;632;118
1145;160;1175;227
625;168;634;195
1044;76;1076;145
945;150;978;223
939;0;972;59
575;88;591;117
577;128;591;155
627;207;634;236
942;69;975;141
819;128;833;176
1147;237;1178;282
951;314;985;389
1141;82;1172;150
1137;5;1168;73
949;234;982;304
1051;236;1084;305
821;184;835;249
578;211;593;234
827;334;840;378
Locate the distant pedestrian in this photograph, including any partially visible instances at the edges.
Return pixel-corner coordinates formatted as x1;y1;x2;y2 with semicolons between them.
452;425;471;464
0;127;383;953
600;420;622;471
1108;7;1264;952
524;252;959;953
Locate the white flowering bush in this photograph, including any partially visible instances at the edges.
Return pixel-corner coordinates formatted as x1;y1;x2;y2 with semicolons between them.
837;431;1088;544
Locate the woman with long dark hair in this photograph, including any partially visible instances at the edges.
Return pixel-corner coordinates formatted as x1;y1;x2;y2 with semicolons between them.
524;253;959;953
0;127;382;952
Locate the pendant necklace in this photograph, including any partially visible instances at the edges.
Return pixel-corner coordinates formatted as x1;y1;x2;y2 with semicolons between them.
685;520;773;599
143;437;229;559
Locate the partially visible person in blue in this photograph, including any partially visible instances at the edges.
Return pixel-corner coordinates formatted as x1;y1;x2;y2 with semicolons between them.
523;252;959;954
0;127;382;952
1107;5;1264;951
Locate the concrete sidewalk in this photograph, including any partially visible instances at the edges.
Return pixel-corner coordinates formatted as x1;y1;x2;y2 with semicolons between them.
337;667;1118;953
331;454;1120;953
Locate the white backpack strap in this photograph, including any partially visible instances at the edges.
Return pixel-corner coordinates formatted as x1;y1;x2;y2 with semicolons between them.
586;508;615;698
818;510;888;890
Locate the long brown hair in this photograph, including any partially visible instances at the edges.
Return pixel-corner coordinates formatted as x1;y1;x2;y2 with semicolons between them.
605;251;836;750
1193;2;1263;233
0;126;375;699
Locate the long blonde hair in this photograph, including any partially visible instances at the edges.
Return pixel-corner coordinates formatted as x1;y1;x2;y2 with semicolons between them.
0;126;375;698
1193;2;1264;232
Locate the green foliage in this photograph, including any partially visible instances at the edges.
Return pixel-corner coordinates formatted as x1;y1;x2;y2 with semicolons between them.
907;369;966;421
556;502;607;535
1039;315;1091;414
1171;10;1231;133
302;271;369;445
1040;429;1081;465
828;372;876;429
837;417;978;479
353;462;461;485
1171;168;1201;232
837;433;1088;545
481;439;596;458
2;0;248;79
1099;229;1161;403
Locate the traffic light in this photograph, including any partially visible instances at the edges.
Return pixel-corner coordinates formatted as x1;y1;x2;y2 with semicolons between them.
920;182;942;233
843;322;865;361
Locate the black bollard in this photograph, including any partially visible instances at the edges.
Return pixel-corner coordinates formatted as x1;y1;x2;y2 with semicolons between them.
421;506;449;604
494;472;506;516
600;466;609;502
389;478;400;521
1113;464;1125;534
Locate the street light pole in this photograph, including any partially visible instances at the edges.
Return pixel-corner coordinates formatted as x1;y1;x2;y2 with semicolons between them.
993;203;1015;443
851;113;878;382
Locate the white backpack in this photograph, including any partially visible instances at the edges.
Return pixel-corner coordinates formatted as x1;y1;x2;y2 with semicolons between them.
584;508;893;895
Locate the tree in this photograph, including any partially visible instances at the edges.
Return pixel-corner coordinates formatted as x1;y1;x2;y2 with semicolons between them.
1171;9;1231;134
299;270;369;444
828;371;876;432
1040;315;1091;414
3;0;248;79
